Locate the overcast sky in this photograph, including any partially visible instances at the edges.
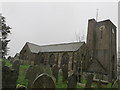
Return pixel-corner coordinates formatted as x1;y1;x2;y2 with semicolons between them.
1;2;118;57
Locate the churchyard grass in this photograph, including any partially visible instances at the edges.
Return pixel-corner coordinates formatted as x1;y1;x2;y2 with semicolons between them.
17;64;30;86
56;72;67;88
3;59;112;88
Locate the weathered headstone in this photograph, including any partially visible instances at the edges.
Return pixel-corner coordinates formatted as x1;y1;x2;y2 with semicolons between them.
61;64;68;82
77;67;81;83
67;73;77;89
31;73;55;89
51;64;59;82
12;60;20;73
112;79;118;88
35;64;52;77
2;66;18;89
10;69;19;88
85;74;94;88
25;65;37;88
2;60;6;67
25;65;32;80
2;66;11;88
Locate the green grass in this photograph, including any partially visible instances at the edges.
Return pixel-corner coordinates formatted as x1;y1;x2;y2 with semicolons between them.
17;64;30;86
56;71;67;88
106;83;112;88
3;59;112;88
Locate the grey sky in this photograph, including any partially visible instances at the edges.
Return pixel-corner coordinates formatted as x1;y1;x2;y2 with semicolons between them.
1;2;118;57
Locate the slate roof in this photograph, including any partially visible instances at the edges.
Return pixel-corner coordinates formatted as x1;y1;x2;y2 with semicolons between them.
26;42;85;53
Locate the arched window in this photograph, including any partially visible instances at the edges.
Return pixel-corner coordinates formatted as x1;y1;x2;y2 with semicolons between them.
49;54;55;67
61;52;69;67
41;53;44;64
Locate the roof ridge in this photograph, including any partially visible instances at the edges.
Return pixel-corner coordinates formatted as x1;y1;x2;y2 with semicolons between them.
26;42;41;47
26;41;84;47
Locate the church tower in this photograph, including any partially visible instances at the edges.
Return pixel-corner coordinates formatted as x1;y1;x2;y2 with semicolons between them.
86;19;117;82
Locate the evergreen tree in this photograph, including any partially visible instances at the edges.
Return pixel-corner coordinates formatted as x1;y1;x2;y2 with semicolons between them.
0;14;11;58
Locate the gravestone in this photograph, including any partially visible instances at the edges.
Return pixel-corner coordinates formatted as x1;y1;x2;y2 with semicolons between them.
2;60;6;67
51;64;59;82
61;64;68;82
85;74;94;88
112;79;118;88
77;67;81;83
25;65;32;80
2;66;11;88
31;73;55;89
10;69;19;88
35;64;52;77
25;65;37;88
2;66;18;89
67;73;78;89
12;60;20;73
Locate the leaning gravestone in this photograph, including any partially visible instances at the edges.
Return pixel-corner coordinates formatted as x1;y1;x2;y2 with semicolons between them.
31;73;55;89
85;74;94;88
12;60;20;73
112;79;118;88
61;64;68;82
51;64;59;82
67;73;78;89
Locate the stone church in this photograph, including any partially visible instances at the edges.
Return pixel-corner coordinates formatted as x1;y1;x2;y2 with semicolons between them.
19;19;117;82
19;41;87;71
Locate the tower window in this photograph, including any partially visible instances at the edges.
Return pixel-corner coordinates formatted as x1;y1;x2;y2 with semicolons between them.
112;29;115;34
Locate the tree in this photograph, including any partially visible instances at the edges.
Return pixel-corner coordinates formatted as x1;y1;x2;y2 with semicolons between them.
0;13;11;58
